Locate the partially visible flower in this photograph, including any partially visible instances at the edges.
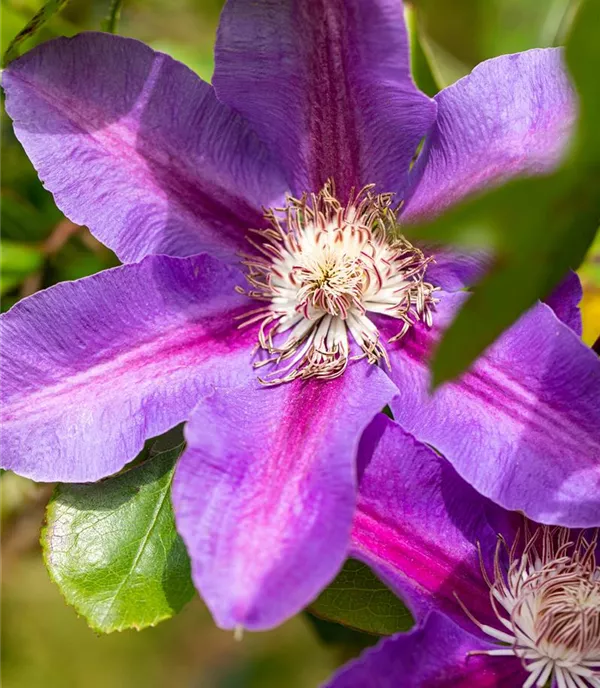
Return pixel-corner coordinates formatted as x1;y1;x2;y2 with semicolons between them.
462;528;600;687
1;0;599;633
325;415;600;687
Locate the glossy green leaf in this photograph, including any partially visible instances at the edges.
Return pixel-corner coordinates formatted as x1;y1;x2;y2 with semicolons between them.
309;559;413;636
2;0;71;66
101;0;124;33
43;443;194;633
410;0;600;386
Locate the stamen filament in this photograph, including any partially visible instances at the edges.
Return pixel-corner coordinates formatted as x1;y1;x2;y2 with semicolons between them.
237;181;438;384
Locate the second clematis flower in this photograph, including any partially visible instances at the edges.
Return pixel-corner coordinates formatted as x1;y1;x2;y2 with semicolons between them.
1;0;599;631
327;415;600;687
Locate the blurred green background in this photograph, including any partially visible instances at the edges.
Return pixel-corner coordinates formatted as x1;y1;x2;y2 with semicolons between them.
1;1;599;687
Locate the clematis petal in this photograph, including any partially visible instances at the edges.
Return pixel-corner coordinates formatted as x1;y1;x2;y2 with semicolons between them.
326;613;528;688
403;48;576;221
2;32;288;263
0;255;256;482
352;414;504;630
171;365;397;631
421;249;488;292
213;0;436;201
424;254;583;335
380;294;600;527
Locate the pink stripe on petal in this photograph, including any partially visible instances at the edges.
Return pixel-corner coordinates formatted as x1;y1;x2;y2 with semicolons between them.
0;255;256;482
172;364;397;630
3;33;287;263
351;415;501;630
380;294;600;527
214;0;435;200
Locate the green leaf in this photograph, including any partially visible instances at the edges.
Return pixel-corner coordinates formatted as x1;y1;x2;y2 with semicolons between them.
418;172;599;385
0;193;56;241
411;0;491;73
410;0;600;386
309;559;413;636
567;0;600;160
0;239;43;273
2;0;71;66
43;443;195;633
539;0;582;47
0;239;44;295
405;6;440;96
149;40;215;83
1;3;28;53
101;0;124;34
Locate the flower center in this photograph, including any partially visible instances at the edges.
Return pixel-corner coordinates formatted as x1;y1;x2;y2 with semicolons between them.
461;527;600;688
237;183;437;385
531;564;600;663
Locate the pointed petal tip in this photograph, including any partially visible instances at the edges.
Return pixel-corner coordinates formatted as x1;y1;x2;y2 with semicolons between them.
172;365;397;632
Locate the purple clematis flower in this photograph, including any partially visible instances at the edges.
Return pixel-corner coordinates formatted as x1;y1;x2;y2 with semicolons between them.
1;0;599;631
327;414;600;688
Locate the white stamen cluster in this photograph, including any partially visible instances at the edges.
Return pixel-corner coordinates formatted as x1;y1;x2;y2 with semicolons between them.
462;527;600;688
237;183;437;385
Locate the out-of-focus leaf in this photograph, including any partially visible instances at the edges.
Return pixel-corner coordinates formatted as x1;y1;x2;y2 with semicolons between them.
101;0;123;33
412;0;582;85
579;232;600;345
2;0;71;66
415;31;471;88
412;0;490;70
50;237;118;283
149;40;214;82
309;559;413;636
1;4;27;52
567;0;600;160
0;239;43;273
421;176;598;384
43;443;194;633
0;239;43;294
410;0;600;386
540;0;582;46
405;6;440;96
0;193;56;241
0;273;24;295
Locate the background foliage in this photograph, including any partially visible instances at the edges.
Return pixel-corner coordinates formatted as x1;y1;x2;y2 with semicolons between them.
1;1;599;687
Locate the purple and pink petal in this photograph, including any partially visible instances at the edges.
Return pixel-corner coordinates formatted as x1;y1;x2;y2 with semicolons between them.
0;254;255;482
326;613;528;688
403;48;576;221
351;414;504;629
377;295;600;527
214;0;435;201
172;365;397;630
2;32;288;263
